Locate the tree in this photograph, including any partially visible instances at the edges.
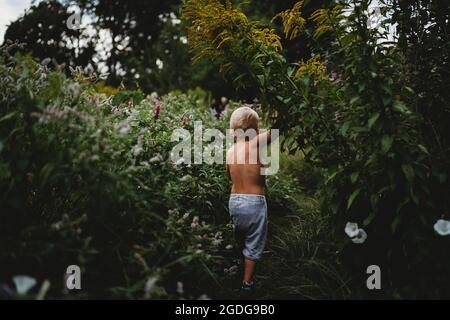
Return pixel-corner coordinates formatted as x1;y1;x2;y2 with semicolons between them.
4;0;96;72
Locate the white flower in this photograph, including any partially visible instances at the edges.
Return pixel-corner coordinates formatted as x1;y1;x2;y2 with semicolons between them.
229;265;238;273
12;275;37;295
132;145;143;157
345;222;359;238
345;222;368;244
140;161;150;167
225;244;233;250
176;281;184;295
150;92;159;100
352;228;367;244
52;221;63;231
434;219;450;236
41;58;51;66
224;265;238;276
180;175;192;182
191;216;200;229
115;122;130;135
144;277;158;298
67;83;81;97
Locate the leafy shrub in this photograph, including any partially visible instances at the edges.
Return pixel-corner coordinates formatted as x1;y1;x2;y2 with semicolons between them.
0;42;349;300
0;45;240;299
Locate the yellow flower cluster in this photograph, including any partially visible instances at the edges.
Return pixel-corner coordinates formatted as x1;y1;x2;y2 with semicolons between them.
95;83;119;95
295;55;326;78
182;0;282;66
273;1;346;40
310;5;345;39
272;0;306;40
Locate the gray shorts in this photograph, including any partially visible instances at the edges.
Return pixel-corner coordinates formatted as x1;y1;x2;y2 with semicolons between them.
228;194;268;261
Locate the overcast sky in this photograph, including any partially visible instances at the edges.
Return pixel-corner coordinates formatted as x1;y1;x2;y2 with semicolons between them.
0;0;34;43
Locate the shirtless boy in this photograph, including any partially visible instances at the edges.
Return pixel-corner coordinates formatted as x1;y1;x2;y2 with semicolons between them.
226;106;273;294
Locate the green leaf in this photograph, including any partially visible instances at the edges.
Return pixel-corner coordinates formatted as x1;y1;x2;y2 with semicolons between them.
0;111;18;123
363;211;376;226
404;86;415;94
256;75;265;86
401;164;414;183
350;172;359;183
300;76;310;86
367;113;380;129
325;171;338;184
232;73;247;84
340;121;351;136
382;96;392;106
350;96;359;105
20;68;29;78
381;135;393;153
417;144;429;155
347;188;361;209
287;67;295;77
393;101;409;113
391;215;401;233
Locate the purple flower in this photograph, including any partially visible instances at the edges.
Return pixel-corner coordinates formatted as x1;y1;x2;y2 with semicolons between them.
331;71;338;81
0;284;14;297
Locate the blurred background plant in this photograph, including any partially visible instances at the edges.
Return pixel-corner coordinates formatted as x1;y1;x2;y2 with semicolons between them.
0;45;234;298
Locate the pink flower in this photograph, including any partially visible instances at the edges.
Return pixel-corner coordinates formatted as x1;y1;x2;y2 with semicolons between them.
331;71;338;81
180;115;188;125
154;100;163;118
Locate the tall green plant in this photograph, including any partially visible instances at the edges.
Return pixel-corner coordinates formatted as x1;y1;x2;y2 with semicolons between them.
183;0;450;297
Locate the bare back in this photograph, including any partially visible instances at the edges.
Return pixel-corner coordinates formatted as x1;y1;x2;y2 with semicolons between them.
227;132;271;195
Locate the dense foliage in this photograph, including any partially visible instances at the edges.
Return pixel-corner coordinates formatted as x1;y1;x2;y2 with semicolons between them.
0;44;331;299
0;44;231;298
183;0;450;297
1;0;449;300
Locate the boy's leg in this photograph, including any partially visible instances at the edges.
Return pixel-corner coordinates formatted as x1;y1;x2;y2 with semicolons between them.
243;258;256;284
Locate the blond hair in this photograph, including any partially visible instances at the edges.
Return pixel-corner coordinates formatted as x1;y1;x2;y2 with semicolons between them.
229;106;259;132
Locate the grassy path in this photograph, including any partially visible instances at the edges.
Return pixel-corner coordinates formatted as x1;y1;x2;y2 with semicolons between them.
219;194;351;299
